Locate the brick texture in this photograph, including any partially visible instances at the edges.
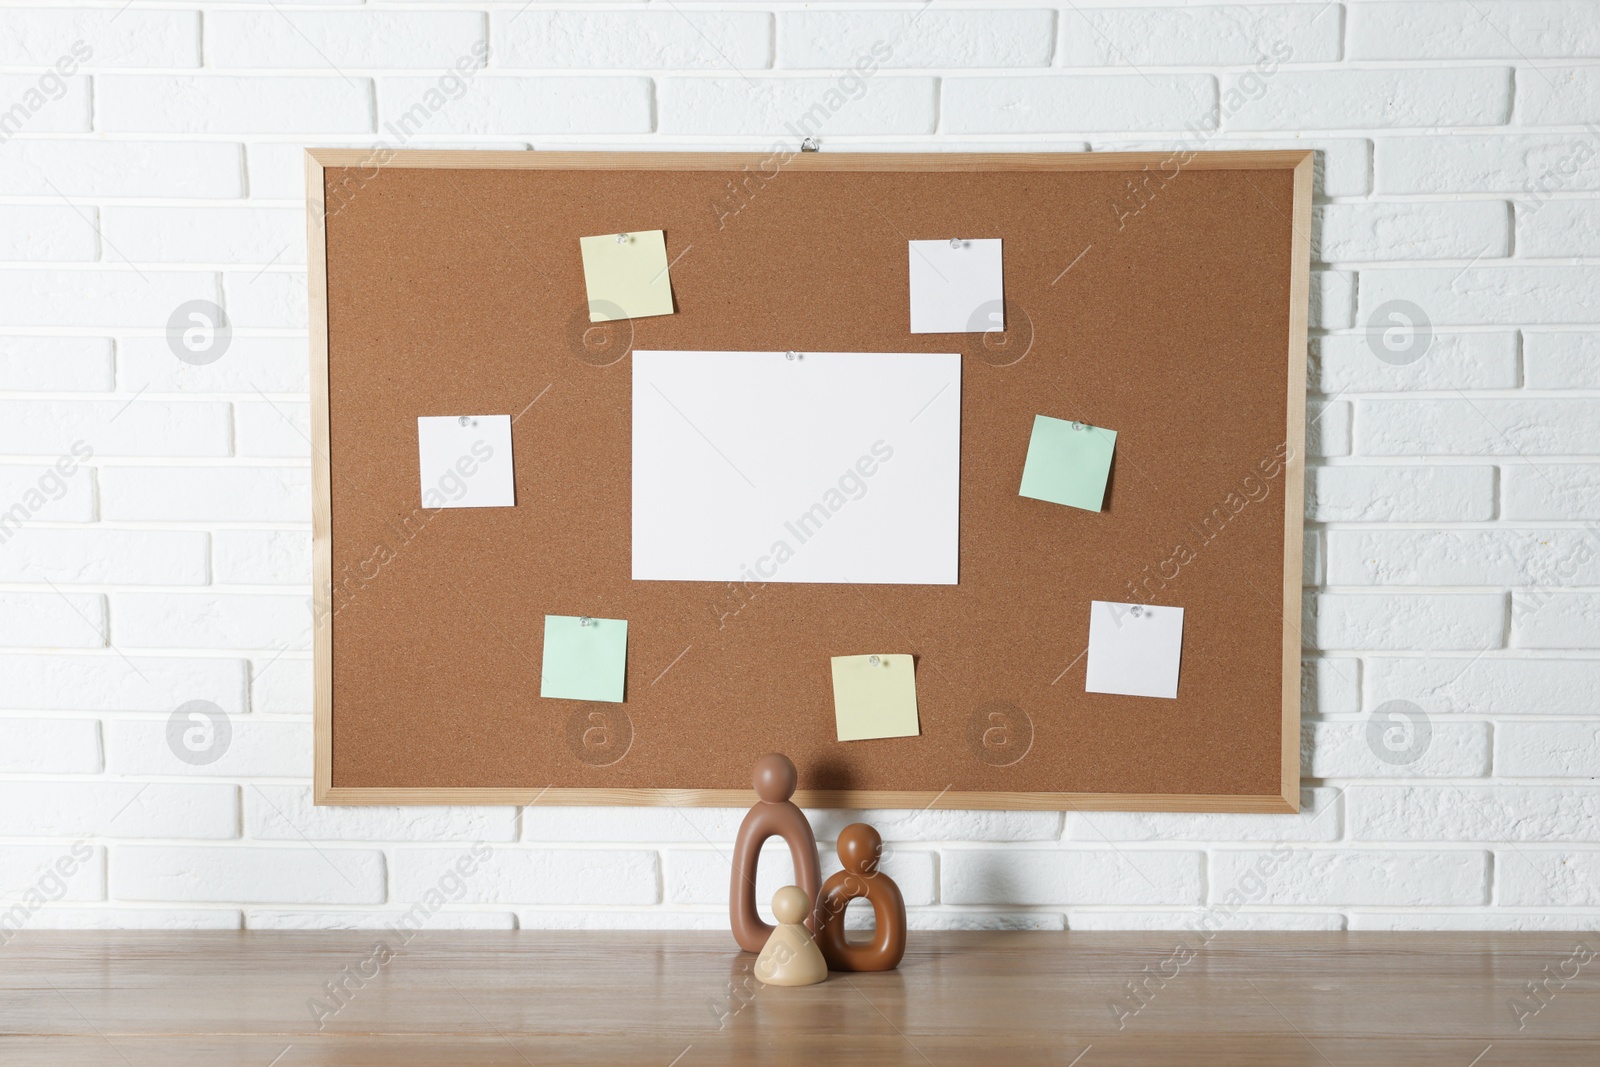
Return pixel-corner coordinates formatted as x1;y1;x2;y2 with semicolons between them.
0;2;1594;933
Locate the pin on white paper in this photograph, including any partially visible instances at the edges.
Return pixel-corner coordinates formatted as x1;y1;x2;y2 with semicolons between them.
417;414;515;509
1085;600;1184;700
908;238;1004;334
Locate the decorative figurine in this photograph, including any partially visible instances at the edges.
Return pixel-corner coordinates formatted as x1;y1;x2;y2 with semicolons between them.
730;753;821;953
753;886;828;987
815;823;907;972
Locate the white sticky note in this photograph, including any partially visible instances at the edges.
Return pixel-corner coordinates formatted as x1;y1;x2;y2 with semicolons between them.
632;350;961;585
417;415;515;509
1086;601;1184;700
908;238;1004;334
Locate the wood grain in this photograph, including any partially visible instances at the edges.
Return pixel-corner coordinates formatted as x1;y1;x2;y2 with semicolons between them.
309;148;1315;172
308;150;1312;810
1279;152;1314;809
317;786;1298;812
307;151;335;805
3;930;1596;1065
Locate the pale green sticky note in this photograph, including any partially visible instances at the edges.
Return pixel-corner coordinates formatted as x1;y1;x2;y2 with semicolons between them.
578;229;675;322
1019;414;1117;512
830;654;920;742
541;615;628;703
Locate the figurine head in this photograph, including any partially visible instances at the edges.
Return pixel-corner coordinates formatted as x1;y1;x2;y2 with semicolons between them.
771;884;811;925
753;753;797;803
836;823;883;875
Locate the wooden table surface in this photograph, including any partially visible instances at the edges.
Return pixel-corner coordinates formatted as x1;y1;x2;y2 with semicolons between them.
2;930;1597;1065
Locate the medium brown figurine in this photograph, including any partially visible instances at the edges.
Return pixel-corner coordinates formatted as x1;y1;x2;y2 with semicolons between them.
753;886;828;987
816;823;907;972
730;753;821;953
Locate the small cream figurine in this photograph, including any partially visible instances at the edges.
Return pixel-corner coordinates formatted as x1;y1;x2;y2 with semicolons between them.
753;886;828;987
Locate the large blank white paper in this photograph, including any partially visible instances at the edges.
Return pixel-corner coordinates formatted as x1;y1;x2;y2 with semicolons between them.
417;415;515;509
1086;601;1185;699
632;350;961;584
908;238;1004;334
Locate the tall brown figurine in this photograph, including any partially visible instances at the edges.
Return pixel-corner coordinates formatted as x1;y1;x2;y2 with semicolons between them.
815;823;907;971
730;754;821;953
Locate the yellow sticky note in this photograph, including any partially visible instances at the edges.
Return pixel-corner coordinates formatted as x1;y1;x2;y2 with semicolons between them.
579;229;676;322
830;654;920;742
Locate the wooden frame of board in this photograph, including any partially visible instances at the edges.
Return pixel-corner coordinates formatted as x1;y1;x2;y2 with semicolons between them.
307;149;1311;812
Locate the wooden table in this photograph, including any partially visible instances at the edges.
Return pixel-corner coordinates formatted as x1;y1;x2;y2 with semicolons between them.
3;931;1597;1064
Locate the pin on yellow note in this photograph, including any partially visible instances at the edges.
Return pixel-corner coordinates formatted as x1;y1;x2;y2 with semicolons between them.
830;654;920;742
579;229;676;322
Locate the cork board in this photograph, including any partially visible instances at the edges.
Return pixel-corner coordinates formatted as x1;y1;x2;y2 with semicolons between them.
308;150;1310;812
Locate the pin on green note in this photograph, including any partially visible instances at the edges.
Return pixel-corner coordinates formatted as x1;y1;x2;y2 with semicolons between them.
1018;414;1117;512
578;229;676;322
830;654;920;742
541;615;628;703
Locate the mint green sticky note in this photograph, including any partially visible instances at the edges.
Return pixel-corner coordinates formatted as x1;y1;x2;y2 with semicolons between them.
1019;414;1117;512
541;615;628;703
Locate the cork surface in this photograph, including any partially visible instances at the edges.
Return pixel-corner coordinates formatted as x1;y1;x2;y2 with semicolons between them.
319;154;1304;800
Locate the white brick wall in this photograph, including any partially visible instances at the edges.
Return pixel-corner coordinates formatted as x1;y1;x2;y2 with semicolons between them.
1227;67;1513;129
500;12;771;70
1;1;1597;934
782;10;1053;68
1060;4;1341;67
207;12;486;71
0;9;201;68
0;206;97;262
943;75;1215;134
